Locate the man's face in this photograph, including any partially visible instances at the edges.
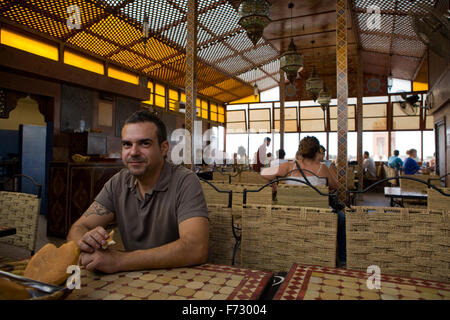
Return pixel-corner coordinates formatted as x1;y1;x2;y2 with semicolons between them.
364;153;368;159
319;149;325;161
121;122;169;178
266;140;270;146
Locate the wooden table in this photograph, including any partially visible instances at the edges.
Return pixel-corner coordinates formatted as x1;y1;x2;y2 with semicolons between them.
68;263;273;300
384;187;427;207
0;225;16;238
274;264;450;300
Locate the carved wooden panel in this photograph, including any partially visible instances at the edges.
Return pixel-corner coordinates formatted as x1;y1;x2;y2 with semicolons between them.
69;167;93;228
47;164;68;237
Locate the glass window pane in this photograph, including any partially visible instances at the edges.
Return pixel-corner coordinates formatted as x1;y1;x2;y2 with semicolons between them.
363;104;387;117
422;131;435;163
274;120;298;132
249;109;270;121
301;119;325;132
363;118;387;130
155;83;165;96
328;132;357;161
155;95;165;108
210;113;217;121
227;110;245;122
274;107;297;120
425;112;433;130
168;89;178;101
202;109;208;119
180;93;186;102
393;116;420;130
226;133;248;163
218;106;225;114
300;107;324;119
363;132;389;161
390;131;421;160
218;114;225;123
272;133;299;160
227;122;246;133
249;121;270;133
210;103;217;113
329;105;355;119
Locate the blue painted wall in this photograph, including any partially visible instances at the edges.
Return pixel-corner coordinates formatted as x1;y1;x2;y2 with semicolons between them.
0;129;19;159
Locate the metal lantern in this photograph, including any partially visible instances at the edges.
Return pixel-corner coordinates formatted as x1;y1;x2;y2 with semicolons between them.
387;71;393;92
317;86;331;110
280;38;303;85
305;66;323;102
238;0;271;46
253;83;259;97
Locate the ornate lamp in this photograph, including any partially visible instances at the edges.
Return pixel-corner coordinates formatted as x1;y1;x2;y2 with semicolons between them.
279;3;303;85
317;85;331;110
305;40;323;101
280;38;303;85
387;54;393;92
238;0;271;46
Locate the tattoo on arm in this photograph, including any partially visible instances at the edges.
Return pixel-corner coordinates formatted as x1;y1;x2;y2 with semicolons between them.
84;202;110;217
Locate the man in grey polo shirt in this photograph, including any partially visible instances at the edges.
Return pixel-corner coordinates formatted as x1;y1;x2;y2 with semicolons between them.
67;110;209;273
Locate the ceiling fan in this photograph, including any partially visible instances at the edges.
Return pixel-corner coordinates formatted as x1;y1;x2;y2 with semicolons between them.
409;2;450;59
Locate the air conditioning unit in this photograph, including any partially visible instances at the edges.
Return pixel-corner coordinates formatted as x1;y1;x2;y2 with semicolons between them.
177;101;186;113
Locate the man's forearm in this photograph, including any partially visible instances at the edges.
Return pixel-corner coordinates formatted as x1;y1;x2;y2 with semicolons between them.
67;224;89;243
117;238;208;272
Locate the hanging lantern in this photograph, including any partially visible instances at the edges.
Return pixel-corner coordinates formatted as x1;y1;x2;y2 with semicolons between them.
280;38;303;85
387;71;393;92
306;66;323;102
238;0;271;46
253;83;259;97
317;86;331;110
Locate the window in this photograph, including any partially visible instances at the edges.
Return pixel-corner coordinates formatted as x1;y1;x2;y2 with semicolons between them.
218;106;225;123
390;131;422;161
154;83;165;108
300;106;325;132
425;108;434;130
210;102;218;122
363;132;389;161
249;108;271;133
201;100;209;119
226;133;249;163
108;66;139;85
0;27;58;61
328;132;358;161
273;107;298;132
272;133;299;160
363;103;387;130
226;110;246;133
260;87;279;102
329;105;356;131
168;89;178;112
64;50;103;75
392;102;420;130
388;78;412;94
142;81;154;105
422;131;435;163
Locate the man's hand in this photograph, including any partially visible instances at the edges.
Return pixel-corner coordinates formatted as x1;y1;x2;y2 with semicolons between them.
80;249;124;274
78;226;110;253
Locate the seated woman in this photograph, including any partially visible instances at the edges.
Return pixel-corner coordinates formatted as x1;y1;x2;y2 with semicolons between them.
403;148;421;175
260;136;346;266
261;136;340;191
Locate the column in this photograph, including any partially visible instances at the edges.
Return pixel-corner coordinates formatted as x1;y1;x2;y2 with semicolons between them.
336;0;348;202
185;0;198;170
279;70;286;150
356;53;364;198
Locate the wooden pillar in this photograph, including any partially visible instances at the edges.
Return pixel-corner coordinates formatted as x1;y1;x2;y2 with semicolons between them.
185;0;197;170
336;0;348;202
279;70;286;150
356;52;363;196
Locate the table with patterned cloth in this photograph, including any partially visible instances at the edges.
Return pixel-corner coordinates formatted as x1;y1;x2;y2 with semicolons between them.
274;264;450;300
67;263;273;300
0;225;16;238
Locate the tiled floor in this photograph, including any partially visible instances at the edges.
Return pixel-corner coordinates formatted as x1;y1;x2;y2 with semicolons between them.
0;191;393;262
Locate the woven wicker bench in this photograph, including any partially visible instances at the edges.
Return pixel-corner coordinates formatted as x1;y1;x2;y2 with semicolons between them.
0;191;40;255
275;184;329;208
428;188;450;211
346;206;450;283
240;205;338;273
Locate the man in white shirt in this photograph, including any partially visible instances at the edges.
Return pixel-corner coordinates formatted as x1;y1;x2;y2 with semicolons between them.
363;151;377;178
253;137;271;172
270;149;288;167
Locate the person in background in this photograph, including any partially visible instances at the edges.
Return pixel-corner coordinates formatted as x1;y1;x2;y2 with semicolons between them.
388;150;403;172
253;137;271;172
403;148;421;174
429;152;436;172
318;145;332;168
270;149;288;167
260;136;345;266
363;151;377;178
265;152;272;167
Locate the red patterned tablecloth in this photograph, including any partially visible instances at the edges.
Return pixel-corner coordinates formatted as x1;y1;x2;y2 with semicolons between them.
274;264;450;300
68;263;272;300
